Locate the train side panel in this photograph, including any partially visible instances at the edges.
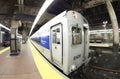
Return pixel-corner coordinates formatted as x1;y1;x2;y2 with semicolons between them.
31;11;68;63
31;10;89;75
90;29;120;47
0;31;4;45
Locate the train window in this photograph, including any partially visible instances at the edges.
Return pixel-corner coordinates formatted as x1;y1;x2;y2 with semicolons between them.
57;28;60;32
72;26;82;45
56;32;60;44
56;28;60;44
53;30;56;43
52;28;61;44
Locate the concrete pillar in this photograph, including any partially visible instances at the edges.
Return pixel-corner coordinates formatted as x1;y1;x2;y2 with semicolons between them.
11;20;21;28
10;20;19;55
105;0;119;53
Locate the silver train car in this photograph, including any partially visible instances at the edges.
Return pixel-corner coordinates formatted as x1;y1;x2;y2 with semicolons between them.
0;31;5;46
90;29;120;47
30;10;89;75
0;24;10;47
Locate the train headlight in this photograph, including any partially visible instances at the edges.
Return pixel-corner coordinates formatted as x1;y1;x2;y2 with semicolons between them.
70;64;77;72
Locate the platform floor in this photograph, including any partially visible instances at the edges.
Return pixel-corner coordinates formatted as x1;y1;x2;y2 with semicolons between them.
0;43;42;79
29;40;68;79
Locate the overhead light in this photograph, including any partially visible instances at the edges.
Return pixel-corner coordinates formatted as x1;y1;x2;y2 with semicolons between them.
0;24;10;31
29;0;54;36
83;24;88;27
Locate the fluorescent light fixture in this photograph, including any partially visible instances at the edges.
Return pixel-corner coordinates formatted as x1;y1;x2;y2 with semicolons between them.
0;23;10;31
29;0;54;36
83;24;88;26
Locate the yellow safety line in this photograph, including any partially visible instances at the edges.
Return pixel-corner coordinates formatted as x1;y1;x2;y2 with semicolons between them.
0;47;10;54
28;40;64;79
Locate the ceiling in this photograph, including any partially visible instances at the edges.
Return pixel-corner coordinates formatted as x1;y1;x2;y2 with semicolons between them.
0;0;120;36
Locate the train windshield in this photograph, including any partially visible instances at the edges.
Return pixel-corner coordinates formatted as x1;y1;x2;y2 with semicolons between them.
72;25;82;45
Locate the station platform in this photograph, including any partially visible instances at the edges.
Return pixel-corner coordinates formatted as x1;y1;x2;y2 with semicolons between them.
0;43;42;79
0;40;68;79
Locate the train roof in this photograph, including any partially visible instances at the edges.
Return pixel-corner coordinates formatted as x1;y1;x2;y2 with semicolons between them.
31;10;84;38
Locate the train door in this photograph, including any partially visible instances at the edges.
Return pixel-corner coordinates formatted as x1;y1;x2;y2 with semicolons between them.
83;25;89;60
51;24;63;67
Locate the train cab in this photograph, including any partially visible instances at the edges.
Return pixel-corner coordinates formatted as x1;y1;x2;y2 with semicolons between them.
30;10;90;75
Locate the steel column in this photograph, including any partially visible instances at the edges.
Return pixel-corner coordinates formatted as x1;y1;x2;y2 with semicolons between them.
105;0;119;53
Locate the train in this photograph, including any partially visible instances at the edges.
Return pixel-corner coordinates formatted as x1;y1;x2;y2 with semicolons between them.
0;31;5;46
90;29;120;47
0;24;10;47
3;31;10;47
30;10;90;75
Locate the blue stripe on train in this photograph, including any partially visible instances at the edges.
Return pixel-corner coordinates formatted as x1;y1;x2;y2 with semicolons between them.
40;36;50;49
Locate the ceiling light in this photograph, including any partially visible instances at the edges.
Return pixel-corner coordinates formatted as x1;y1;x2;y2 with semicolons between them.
29;0;54;36
0;24;10;31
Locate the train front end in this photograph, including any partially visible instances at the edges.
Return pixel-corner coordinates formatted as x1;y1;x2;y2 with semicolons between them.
63;11;90;75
